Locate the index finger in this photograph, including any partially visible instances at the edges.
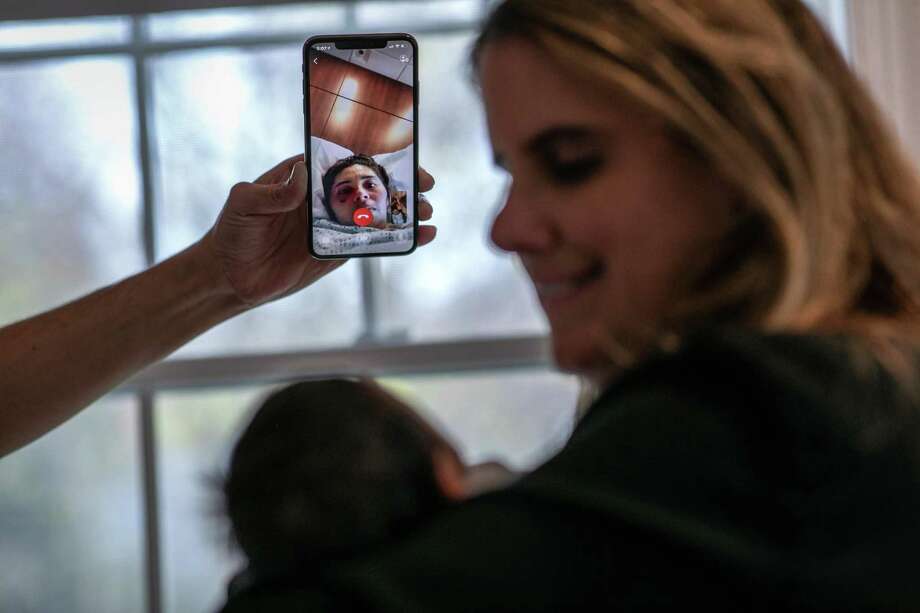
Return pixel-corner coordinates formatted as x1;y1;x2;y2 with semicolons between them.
255;153;305;185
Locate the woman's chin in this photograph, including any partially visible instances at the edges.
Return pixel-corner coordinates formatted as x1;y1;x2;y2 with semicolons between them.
550;333;608;376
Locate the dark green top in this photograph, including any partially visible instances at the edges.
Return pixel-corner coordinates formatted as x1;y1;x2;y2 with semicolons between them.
220;328;920;612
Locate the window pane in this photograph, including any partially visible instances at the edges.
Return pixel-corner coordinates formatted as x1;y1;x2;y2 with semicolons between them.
0;17;129;51
0;58;144;325
379;32;548;342
0;395;143;613
152;47;363;356
148;3;346;41
356;0;482;29
381;369;579;470
156;387;268;613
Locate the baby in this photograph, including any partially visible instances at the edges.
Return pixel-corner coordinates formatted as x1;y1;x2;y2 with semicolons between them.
219;378;514;600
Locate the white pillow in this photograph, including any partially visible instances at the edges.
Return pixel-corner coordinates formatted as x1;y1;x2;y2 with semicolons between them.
310;137;414;223
310;137;353;220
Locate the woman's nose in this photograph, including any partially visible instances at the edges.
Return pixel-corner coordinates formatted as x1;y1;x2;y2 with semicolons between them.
490;182;555;253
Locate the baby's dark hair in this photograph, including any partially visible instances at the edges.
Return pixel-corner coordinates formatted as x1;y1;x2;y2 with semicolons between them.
222;378;455;571
321;154;391;220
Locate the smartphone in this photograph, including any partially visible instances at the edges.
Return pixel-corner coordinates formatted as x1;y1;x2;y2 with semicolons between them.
303;33;419;259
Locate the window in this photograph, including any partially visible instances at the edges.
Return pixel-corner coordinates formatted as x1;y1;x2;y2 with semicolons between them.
0;53;145;612
0;396;144;612
0;1;850;612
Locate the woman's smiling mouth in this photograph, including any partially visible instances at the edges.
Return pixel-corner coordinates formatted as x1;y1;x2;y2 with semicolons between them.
532;262;605;304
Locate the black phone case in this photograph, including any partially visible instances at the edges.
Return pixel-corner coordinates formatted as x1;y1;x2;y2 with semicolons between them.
303;33;420;260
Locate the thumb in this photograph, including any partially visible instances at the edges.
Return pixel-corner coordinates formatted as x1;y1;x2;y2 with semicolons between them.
236;160;307;215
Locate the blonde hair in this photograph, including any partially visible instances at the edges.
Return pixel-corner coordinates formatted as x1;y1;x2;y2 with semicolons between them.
474;0;920;379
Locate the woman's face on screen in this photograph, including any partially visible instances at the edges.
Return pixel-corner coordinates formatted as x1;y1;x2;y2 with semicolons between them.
329;164;389;227
480;38;736;379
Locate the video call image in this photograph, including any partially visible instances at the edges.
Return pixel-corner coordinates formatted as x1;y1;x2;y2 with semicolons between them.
308;41;415;256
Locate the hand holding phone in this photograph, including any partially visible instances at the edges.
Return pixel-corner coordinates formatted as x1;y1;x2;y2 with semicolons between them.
304;34;419;259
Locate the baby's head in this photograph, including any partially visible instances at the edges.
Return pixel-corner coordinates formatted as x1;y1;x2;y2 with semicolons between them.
221;378;465;573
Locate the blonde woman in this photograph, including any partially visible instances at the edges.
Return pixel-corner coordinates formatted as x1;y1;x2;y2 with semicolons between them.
215;0;920;610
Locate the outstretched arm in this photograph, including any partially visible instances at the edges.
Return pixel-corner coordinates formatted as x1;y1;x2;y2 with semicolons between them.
0;238;244;456
0;155;436;456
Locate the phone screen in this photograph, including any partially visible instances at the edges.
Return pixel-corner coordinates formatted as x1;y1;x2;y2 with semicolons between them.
305;36;417;258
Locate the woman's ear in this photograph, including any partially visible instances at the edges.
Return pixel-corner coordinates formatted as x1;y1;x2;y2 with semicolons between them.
432;447;467;501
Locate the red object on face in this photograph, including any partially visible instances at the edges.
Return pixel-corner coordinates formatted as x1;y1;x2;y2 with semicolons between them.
353;208;373;227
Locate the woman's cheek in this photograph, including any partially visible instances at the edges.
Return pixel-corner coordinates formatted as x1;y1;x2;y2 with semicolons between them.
333;201;353;224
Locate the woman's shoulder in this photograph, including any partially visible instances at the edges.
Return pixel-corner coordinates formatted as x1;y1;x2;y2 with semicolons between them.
518;327;920;611
543;326;919;504
612;325;896;398
556;326;920;520
584;326;917;451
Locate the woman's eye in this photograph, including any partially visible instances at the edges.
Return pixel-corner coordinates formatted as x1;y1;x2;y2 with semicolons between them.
364;180;378;190
547;156;604;185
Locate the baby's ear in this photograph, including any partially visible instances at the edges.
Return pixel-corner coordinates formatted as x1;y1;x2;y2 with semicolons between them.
432;447;467;501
